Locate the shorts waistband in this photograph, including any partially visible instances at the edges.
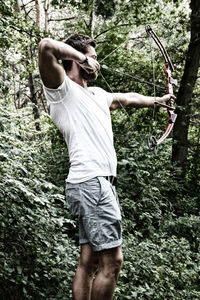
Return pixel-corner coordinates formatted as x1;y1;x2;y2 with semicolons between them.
103;176;117;186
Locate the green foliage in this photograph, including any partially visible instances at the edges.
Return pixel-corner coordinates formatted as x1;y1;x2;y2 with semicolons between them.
115;234;200;299
0;107;78;299
111;114;200;298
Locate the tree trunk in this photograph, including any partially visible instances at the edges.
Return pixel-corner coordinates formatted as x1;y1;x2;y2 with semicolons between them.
172;0;200;176
28;73;41;131
13;0;41;131
35;0;40;29
14;0;21;12
89;0;95;38
44;0;50;32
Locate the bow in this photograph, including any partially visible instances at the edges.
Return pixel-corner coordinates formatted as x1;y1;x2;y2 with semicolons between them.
145;25;177;154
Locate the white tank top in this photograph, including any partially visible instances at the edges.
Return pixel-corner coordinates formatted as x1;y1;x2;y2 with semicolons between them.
43;75;117;183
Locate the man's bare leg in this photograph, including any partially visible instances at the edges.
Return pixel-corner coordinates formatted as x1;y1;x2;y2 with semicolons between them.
73;244;98;300
91;245;123;300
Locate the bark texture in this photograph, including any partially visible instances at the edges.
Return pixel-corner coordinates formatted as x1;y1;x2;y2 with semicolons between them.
172;0;200;175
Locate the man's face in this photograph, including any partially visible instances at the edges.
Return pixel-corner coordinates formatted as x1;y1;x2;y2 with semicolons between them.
80;45;98;81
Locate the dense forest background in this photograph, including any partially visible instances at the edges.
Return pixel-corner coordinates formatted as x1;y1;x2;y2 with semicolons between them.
1;0;200;299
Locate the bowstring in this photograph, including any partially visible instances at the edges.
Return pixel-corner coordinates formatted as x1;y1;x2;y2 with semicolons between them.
100;42;127;64
99;36;133;116
99;30;146;64
99;69;136;147
101;65;165;90
99;69;138;150
147;39;158;145
99;70;130;118
150;42;157;120
99;37;131;119
99;31;158;147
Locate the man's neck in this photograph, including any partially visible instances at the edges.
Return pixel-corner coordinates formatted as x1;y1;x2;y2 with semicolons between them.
67;72;87;89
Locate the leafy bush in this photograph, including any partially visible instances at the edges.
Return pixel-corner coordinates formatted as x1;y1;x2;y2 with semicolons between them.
0;108;78;299
1;104;200;299
115;234;200;299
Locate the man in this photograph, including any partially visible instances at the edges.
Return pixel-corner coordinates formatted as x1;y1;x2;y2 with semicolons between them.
38;34;173;300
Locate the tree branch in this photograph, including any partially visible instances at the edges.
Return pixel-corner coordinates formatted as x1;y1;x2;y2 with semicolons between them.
48;16;76;22
94;23;132;39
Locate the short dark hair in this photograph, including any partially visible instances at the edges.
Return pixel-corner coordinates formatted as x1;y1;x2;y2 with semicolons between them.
62;34;96;72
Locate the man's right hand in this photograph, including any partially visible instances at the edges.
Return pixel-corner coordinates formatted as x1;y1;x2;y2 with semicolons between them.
79;56;100;73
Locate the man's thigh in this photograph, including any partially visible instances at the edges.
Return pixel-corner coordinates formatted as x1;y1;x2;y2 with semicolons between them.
79;243;99;271
66;177;122;252
79;244;123;273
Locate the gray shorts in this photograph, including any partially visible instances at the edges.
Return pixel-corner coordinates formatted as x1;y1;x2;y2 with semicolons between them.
65;177;122;252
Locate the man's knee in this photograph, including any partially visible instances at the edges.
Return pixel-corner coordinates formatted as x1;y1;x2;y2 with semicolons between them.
111;250;123;276
78;257;98;275
100;246;123;279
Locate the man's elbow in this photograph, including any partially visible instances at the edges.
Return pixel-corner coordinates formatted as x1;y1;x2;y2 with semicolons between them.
39;38;53;54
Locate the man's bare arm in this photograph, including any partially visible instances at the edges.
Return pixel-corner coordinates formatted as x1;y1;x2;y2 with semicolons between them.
38;38;99;88
110;92;175;110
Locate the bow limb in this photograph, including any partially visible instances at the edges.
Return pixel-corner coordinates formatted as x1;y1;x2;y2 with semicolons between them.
145;25;177;152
